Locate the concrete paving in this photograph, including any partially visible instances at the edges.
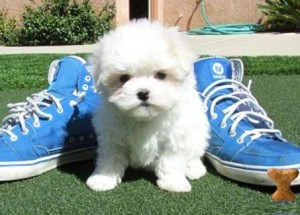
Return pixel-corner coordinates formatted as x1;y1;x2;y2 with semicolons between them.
188;33;300;56
0;44;96;55
0;33;300;56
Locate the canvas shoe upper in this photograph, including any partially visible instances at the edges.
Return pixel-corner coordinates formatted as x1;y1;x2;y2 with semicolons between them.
0;56;100;181
194;57;300;186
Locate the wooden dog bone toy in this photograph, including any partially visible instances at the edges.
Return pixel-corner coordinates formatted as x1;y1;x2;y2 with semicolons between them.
267;168;299;202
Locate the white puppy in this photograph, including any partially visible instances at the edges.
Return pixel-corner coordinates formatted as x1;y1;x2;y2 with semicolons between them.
87;19;210;192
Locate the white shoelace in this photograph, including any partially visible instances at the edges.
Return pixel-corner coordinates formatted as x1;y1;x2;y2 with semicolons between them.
0;90;85;141
202;79;283;143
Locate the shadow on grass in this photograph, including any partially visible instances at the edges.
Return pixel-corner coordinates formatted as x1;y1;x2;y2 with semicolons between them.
57;157;300;195
57;160;157;186
57;160;95;182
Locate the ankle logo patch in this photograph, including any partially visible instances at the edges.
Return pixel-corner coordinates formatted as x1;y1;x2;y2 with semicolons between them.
213;63;224;75
212;63;226;80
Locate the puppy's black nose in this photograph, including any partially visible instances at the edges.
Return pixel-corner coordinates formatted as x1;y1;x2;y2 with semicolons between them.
137;90;150;101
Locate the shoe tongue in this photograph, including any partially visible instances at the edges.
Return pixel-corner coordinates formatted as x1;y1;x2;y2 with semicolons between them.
47;56;86;98
194;57;244;94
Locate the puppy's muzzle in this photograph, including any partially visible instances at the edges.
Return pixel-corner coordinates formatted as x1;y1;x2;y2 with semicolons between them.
137;90;150;101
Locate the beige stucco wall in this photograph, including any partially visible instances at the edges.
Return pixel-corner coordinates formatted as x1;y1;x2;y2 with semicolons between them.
0;0;42;21
0;0;265;31
0;0;114;21
164;0;265;30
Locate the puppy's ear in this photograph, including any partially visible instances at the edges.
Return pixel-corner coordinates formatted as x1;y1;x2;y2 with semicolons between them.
165;26;197;79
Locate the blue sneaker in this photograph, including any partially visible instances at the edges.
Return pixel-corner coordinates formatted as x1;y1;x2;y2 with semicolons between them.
0;56;100;181
194;57;300;186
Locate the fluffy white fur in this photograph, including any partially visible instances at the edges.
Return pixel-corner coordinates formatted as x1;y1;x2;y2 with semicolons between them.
87;19;210;192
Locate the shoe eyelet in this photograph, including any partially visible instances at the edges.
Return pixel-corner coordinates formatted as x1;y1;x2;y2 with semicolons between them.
33;121;40;128
211;113;218;120
22;128;29;135
10;135;18;141
89;133;94;139
48;115;53;121
82;84;89;91
69;137;75;143
220;122;227;128
237;138;244;144
79;136;85;141
57;108;64;114
85;75;91;82
229;131;236;137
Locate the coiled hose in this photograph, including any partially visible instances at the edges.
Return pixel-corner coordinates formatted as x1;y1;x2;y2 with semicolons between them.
189;0;260;35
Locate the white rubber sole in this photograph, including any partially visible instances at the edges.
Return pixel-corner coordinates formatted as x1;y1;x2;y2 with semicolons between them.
206;152;300;186
0;147;96;181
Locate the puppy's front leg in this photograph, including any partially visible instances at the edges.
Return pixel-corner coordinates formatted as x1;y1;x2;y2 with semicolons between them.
155;153;191;192
86;135;128;191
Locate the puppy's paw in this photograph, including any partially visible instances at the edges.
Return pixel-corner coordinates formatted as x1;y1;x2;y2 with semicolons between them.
157;177;191;192
86;174;120;191
186;159;207;180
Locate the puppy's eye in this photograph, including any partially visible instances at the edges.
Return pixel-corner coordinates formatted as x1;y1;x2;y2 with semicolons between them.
119;74;131;84
155;71;167;80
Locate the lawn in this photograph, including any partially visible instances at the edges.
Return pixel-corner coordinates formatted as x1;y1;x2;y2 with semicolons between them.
0;55;299;214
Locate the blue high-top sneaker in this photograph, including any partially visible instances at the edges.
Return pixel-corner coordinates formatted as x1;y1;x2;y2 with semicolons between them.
194;57;300;186
0;56;100;181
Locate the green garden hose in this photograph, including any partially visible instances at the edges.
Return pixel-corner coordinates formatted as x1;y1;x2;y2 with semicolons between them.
189;0;260;35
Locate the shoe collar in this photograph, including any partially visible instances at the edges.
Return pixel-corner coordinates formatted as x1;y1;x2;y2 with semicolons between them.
194;56;244;94
47;56;90;98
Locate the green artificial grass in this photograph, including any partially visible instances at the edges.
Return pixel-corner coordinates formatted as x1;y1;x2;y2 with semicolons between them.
0;55;300;90
0;54;89;90
241;56;300;75
0;55;299;214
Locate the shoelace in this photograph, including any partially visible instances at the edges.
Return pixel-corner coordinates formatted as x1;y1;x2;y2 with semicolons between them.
201;79;283;143
0;90;85;141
